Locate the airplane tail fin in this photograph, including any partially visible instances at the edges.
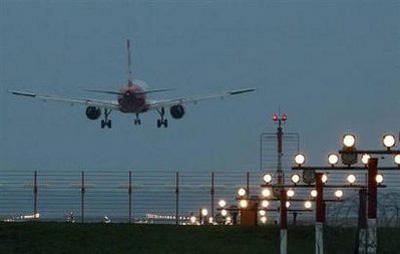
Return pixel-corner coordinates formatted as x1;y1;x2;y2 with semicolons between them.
127;39;133;85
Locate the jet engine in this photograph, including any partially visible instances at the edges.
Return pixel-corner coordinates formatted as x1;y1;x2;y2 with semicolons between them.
85;106;101;120
170;104;185;119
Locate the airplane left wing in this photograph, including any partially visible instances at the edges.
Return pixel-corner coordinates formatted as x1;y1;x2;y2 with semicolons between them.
9;90;120;110
147;88;255;110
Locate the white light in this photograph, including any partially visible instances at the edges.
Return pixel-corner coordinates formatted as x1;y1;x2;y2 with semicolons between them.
239;200;248;208
208;217;214;224
304;201;312;209
286;189;295;198
226;216;232;222
321;174;328;183
259;210;266;216
261;188;272;197
260;216;267;224
221;209;228;217
383;134;396;148
376;174;384;184
285;201;291;208
201;208;208;216
343;134;356;148
238;188;246;197
310;190;318;198
294;154;306;165
361;154;371;165
335;190;343;198
190;216;197;224
291;174;300;184
263;174;273;183
347;174;356;184
395;154;400;165
328;153;339;166
261;200;269;208
218;200;226;208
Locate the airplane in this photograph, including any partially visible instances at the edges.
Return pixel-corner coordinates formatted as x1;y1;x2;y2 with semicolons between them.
10;40;255;129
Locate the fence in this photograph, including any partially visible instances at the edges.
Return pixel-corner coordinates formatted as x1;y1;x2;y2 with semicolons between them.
1;170;399;226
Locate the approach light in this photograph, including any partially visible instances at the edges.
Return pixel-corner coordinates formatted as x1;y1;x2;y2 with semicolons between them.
221;209;228;217
239;200;248;208
260;216;267;224
347;174;356;184
328;153;339;166
361;154;370;165
218;200;226;208
294;154;306;166
310;190;317;198
383;134;396;149
259;210;266;216
395;154;400;165
208;217;214;224
261;188;272;197
376;174;384;184
261;200;269;208
237;188;246;197
291;174;301;184
263;174;273;184
304;201;312;209
286;189;295;198
321;174;328;184
201;208;208;217
226;216;232;223
335;190;343;198
343;134;356;148
285;201;291;208
190;216;197;224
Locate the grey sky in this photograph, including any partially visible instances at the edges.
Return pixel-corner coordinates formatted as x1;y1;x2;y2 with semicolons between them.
1;0;399;171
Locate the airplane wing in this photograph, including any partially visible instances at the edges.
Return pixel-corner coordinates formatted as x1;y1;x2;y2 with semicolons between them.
147;88;255;110
9;90;120;110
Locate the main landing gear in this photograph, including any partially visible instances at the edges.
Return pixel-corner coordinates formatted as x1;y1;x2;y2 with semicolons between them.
134;113;141;125
101;109;112;129
157;107;168;128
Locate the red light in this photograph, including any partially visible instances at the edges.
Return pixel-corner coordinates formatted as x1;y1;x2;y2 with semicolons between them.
273;114;278;121
282;114;287;121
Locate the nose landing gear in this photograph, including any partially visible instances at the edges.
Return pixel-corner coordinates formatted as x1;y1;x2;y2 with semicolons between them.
134;113;141;125
156;107;168;128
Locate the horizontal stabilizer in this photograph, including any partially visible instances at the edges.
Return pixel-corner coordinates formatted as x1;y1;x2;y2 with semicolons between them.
83;89;122;95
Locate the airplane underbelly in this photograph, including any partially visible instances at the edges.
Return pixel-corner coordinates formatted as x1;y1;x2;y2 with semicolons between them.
119;97;146;113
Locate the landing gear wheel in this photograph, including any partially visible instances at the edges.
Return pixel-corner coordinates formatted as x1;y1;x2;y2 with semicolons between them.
156;107;168;128
101;109;112;129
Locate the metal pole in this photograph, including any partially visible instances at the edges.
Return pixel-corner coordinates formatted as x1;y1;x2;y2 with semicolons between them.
128;171;132;223
277;119;284;186
280;189;287;254
315;173;324;254
175;171;179;225
211;172;215;219
357;188;368;254
367;158;378;254
246;171;250;195
81;171;85;223
33;170;37;218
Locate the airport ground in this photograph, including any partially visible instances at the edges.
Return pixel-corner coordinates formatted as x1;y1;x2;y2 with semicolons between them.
1;223;399;253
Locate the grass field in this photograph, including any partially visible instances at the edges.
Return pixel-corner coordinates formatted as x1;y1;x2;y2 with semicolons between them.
0;223;399;253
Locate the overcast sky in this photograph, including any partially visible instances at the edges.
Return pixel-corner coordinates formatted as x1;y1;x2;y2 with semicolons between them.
1;0;399;172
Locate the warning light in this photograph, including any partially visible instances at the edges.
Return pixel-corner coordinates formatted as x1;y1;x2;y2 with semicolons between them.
282;114;287;121
273;114;278;121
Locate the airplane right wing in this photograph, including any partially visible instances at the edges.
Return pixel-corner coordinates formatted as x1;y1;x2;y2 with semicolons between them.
147;88;255;110
9;90;120;110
